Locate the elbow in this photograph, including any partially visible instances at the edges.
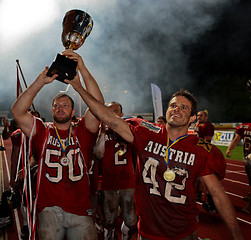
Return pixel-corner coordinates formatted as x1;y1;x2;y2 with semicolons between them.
11;103;20;119
11;103;25;120
11;105;17;118
99;95;105;104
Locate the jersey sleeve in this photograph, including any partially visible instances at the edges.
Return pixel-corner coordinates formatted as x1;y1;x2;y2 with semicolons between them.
125;118;143;142
127;118;166;146
31;118;47;158
235;124;244;139
34;118;47;137
199;144;226;180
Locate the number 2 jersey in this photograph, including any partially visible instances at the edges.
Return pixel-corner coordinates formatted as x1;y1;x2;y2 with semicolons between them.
127;118;226;240
32;117;97;216
101;126;135;191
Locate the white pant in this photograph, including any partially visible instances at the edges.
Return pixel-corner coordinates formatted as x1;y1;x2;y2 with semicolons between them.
38;206;98;240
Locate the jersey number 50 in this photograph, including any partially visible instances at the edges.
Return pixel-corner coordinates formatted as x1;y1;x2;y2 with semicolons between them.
44;148;84;183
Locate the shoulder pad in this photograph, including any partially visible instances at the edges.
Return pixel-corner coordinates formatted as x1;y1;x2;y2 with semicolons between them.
196;138;213;152
139;120;161;133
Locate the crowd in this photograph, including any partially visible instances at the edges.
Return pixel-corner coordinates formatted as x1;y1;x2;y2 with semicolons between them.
0;49;247;240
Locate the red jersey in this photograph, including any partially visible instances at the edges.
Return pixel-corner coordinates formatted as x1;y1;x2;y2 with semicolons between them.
127;118;226;240
236;123;251;157
101;126;135;191
32;118;97;216
194;121;214;141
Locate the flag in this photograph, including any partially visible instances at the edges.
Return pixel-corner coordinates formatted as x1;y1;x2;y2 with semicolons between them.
17;66;23;98
151;83;163;123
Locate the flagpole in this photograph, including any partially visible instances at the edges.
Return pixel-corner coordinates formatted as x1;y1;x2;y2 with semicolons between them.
79;95;82;118
16;59;36;111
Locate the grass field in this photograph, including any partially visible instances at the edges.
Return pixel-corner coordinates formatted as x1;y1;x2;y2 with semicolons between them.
216;145;244;161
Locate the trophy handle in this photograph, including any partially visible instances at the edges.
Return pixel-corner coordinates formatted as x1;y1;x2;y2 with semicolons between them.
46;54;77;84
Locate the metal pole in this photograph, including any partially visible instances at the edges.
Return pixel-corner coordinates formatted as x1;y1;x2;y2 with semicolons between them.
16;59;36;111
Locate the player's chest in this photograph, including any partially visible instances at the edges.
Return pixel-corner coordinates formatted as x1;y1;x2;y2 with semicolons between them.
142;138;203;169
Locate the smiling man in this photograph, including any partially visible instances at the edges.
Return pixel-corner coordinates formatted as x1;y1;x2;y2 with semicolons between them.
76;88;243;240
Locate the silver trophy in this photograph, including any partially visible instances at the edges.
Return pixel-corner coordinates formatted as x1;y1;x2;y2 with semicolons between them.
47;9;93;83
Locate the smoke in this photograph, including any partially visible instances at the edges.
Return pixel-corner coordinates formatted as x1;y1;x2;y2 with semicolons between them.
0;0;233;121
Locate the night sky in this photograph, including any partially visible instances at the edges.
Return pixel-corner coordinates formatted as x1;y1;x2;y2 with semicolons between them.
0;0;250;123
185;0;251;122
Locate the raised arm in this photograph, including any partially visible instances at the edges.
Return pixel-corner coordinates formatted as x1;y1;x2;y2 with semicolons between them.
202;174;243;240
226;134;241;157
92;124;106;160
62;50;104;133
11;67;57;137
65;75;134;143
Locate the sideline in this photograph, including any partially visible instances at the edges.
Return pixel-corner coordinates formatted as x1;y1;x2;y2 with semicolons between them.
227;163;244;168
237;217;251;225
196;202;251;225
225;159;251;225
223;178;249;186
226;169;247;176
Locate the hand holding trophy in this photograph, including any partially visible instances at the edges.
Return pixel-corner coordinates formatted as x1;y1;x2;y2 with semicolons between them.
47;9;93;83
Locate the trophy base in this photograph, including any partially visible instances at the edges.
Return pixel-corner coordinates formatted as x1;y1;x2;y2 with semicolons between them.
46;54;77;84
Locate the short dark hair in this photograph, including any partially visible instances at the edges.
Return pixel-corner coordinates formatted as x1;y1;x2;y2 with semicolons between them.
30;110;40;118
170;89;197;116
108;101;123;113
52;94;74;109
157;116;167;123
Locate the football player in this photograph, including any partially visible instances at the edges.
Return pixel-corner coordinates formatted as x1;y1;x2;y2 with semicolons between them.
194;110;216;213
226;122;251;214
77;87;243;240
93;102;137;240
194;110;214;143
11;50;104;240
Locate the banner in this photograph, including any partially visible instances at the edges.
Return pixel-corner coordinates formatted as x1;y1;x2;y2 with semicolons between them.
211;130;235;146
151;83;163;123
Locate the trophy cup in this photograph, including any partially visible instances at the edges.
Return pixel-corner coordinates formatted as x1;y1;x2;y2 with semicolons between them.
47;9;93;83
